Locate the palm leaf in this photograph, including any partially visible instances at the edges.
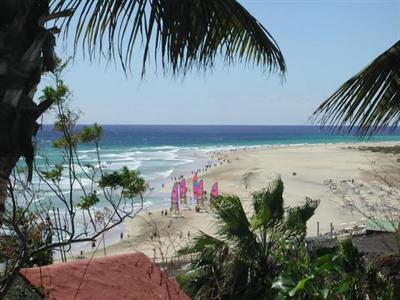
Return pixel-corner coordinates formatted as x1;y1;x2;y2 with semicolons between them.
252;177;284;227
51;0;286;76
213;195;253;241
178;231;226;256
285;197;319;233
313;40;400;135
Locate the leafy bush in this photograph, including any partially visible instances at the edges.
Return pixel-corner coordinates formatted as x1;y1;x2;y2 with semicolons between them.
178;178;393;299
273;239;393;299
77;192;100;210
179;178;318;299
99;166;147;198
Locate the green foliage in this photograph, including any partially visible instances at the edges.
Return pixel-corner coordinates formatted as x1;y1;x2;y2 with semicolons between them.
313;40;400;135
179;178;393;299
52;0;286;76
27;233;53;267
252;178;284;227
40;164;63;183
38;81;70;106
79;123;102;143
53;110;79;133
99;166;147;198
52;105;80;149
273;240;394;299
178;232;230;299
77;191;100;210
179;178;317;300
38;57;72;106
52;122;103;149
1;208;53;269
52;136;77;148
285;197;319;234
176;271;203;300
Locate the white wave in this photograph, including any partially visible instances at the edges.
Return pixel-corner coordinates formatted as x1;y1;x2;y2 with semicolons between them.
140;146;178;151
101;153;132;159
174;158;194;165
144;169;174;180
32;196;45;203
105;160;141;170
77;149;98;153
57;176;93;191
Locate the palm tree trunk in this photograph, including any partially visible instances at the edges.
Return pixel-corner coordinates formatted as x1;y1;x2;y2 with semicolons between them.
0;0;56;224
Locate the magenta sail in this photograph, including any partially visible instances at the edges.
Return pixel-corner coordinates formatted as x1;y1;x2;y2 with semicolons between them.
193;173;198;203
198;179;204;208
171;182;179;212
210;182;219;208
211;182;219;198
180;178;187;205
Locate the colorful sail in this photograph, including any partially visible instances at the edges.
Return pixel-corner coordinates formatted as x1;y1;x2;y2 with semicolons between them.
180;178;187;205
211;182;219;198
210;182;219;208
193;173;198;202
171;182;179;212
198;179;204;208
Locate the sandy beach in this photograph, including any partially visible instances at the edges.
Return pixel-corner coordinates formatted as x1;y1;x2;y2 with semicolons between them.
82;142;400;261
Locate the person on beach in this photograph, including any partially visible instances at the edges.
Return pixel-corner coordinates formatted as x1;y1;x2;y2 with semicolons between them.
165;209;168;216
120;232;124;240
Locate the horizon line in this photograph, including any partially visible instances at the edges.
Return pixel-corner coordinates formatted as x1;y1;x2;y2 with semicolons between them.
40;123;321;127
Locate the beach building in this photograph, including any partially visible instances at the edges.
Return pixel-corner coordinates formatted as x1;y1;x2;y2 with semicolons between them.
12;253;189;300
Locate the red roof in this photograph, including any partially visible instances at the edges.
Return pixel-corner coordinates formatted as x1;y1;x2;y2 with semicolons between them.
20;252;190;300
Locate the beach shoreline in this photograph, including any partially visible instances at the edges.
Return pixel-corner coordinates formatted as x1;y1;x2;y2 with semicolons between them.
72;140;400;262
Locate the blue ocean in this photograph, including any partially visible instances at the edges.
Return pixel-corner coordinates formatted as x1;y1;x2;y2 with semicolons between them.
33;125;400;208
31;125;400;250
37;125;400;149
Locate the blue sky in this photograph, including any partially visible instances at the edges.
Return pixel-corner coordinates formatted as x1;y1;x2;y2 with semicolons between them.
40;0;400;125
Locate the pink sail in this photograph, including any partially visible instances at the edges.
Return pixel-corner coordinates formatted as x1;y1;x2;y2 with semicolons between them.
193;173;198;202
171;182;179;212
210;182;219;208
211;182;219;198
180;178;187;205
198;179;204;208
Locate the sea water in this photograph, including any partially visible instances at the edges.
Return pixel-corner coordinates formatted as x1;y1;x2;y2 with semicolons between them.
34;125;400;206
27;125;400;253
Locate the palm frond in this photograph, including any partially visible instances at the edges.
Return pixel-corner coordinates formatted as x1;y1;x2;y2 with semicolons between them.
312;40;400;135
252;177;284;227
178;231;226;256
285;197;319;233
51;0;286;76
213;195;253;241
